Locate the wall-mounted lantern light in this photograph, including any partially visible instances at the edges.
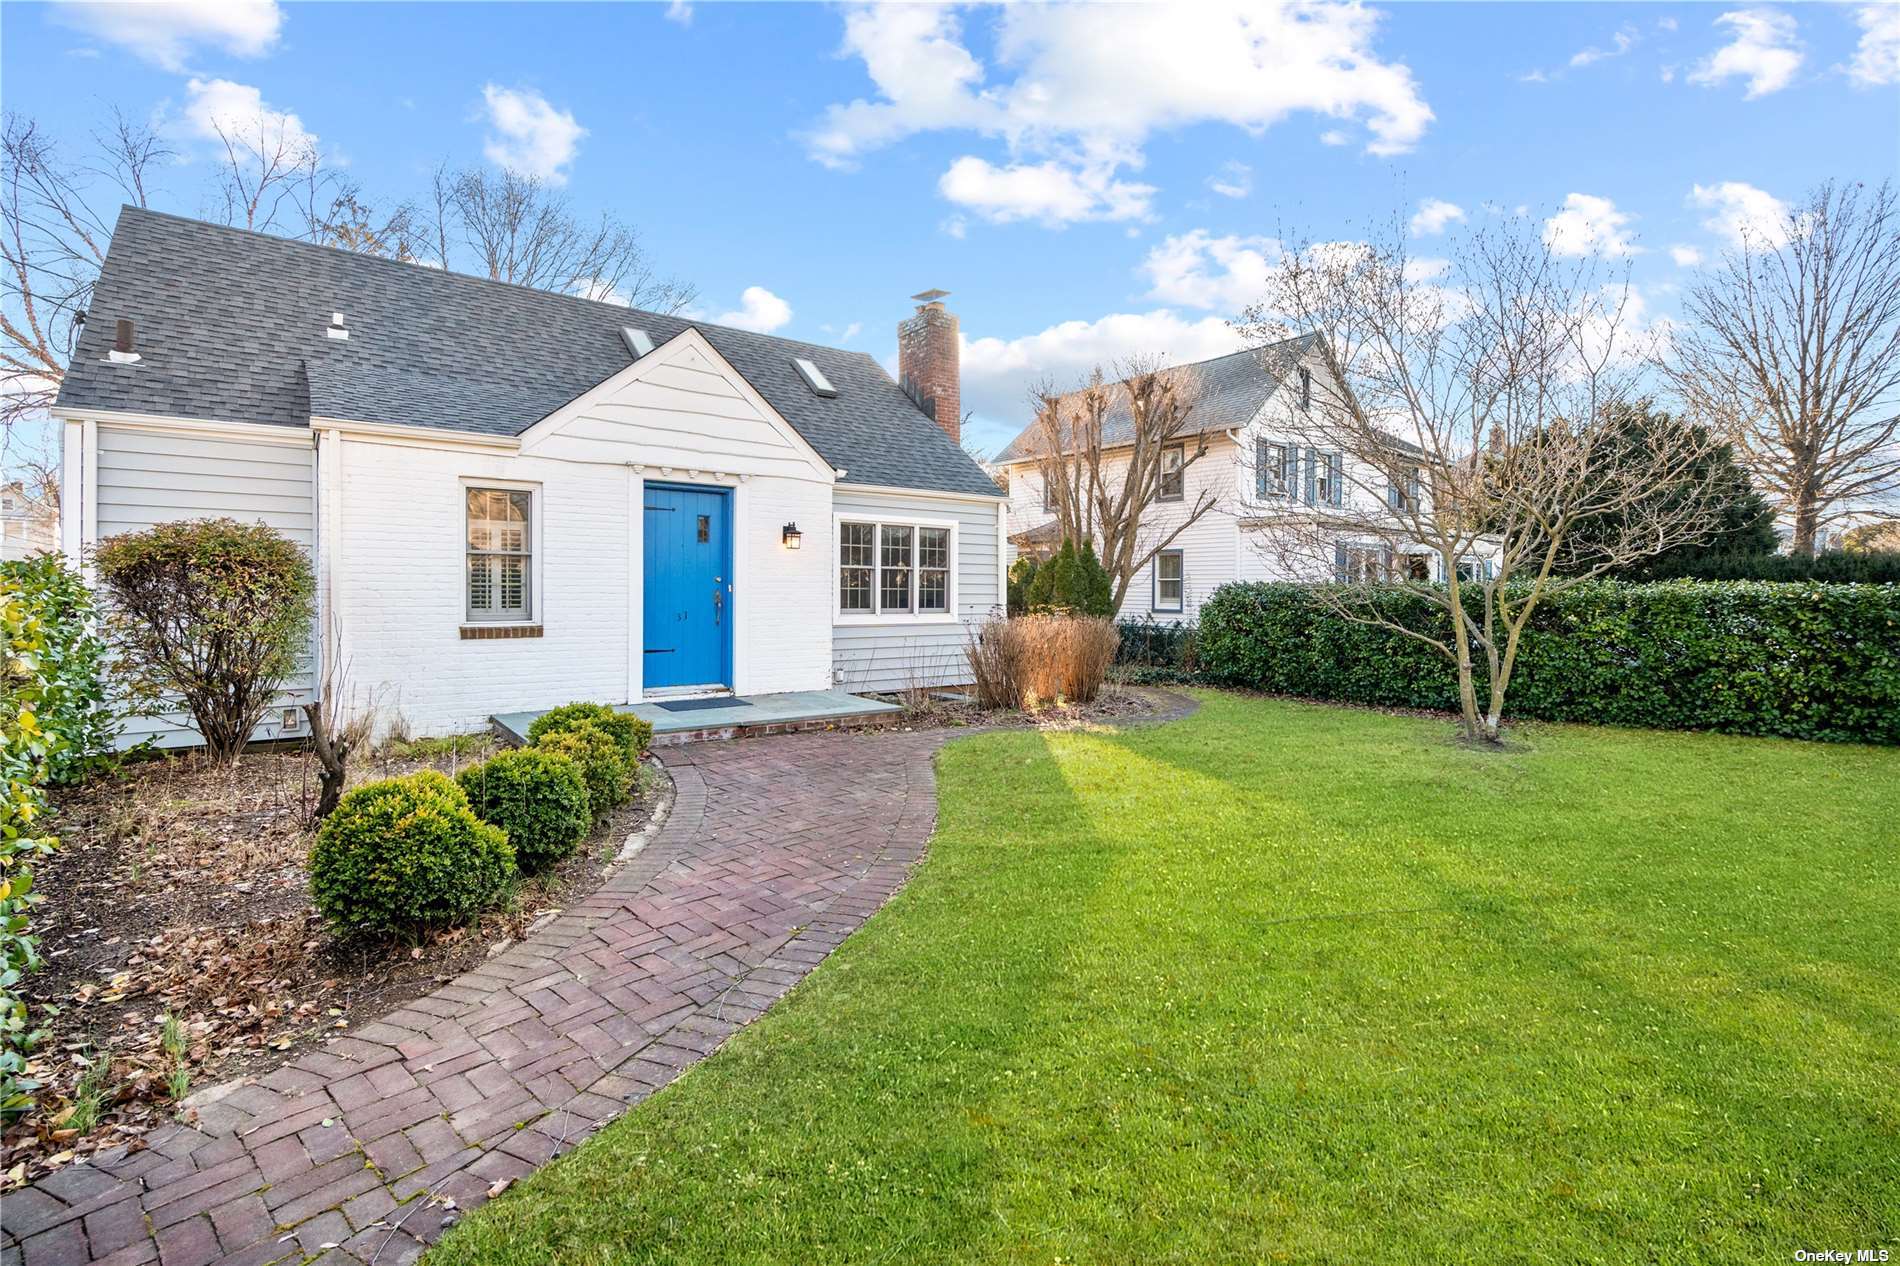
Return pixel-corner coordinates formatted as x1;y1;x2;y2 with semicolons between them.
782;522;803;549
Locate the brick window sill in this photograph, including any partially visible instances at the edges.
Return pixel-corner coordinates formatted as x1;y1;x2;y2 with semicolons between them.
460;624;543;640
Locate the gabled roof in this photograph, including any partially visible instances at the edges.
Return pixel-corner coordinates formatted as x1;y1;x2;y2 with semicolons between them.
993;333;1318;465
56;208;1000;498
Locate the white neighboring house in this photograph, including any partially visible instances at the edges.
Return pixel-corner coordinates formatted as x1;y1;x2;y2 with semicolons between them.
1;481;58;561
995;337;1490;622
55;209;1004;747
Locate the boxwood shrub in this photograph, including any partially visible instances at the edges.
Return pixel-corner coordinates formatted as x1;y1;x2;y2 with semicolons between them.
458;748;591;873
527;702;653;764
1198;580;1900;745
534;722;632;821
310;771;515;939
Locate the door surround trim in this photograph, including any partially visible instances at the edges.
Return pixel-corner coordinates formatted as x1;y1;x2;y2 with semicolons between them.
642;480;734;693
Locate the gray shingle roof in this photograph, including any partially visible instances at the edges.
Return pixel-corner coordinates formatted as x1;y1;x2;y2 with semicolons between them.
993;334;1318;465
57;208;1000;498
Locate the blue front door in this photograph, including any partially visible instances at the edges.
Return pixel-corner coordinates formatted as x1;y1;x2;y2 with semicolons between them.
643;484;732;690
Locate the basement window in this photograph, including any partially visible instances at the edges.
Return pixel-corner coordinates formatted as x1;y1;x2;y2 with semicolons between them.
793;357;838;398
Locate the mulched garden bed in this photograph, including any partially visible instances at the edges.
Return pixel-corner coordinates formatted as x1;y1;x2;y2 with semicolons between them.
873;682;1176;732
1;737;664;1187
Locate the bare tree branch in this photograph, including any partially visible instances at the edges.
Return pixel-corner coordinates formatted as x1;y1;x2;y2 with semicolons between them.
1666;180;1900;554
1237;211;1728;743
1024;358;1216;611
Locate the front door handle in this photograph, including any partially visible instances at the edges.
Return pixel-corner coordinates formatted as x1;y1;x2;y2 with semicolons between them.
713;586;723;626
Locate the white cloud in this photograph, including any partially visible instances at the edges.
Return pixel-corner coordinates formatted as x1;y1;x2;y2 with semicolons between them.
1402;256;1452;283
1207;161;1252;199
1543;192;1643;257
939;156;1154;226
1570;24;1638;67
1410;198;1465;237
1690;180;1792;248
1669;244;1704;267
179;77;316;154
51;0;282;71
480;85;585;184
573;277;630;306
665;0;692;25
1141;229;1285;313
1658;16;1679;33
1848;5;1900;86
962;308;1249;420
1318;128;1351;146
1689;8;1803;98
806;1;1431;226
839;321;862;343
713;286;793;333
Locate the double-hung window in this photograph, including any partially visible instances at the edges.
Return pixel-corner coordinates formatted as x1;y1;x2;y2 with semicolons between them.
1299;367;1312;410
1312;451;1343;506
1256;440;1299;499
839;519;953;617
466;487;532;622
1153;550;1185;613
1158;444;1185;502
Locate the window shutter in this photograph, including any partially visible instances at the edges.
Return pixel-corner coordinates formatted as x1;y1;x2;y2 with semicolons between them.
1304;448;1317;505
1333;540;1349;582
1282;447;1298;498
1255;439;1269;498
1387;480;1400;509
1329;454;1343;506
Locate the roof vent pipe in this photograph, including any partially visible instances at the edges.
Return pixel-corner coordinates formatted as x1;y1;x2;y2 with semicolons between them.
107;318;141;364
326;311;350;341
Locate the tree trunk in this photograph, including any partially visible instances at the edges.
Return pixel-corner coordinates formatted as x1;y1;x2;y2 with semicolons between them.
1790;495;1821;557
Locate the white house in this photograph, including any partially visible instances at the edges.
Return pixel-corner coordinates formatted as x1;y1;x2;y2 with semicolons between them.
1;481;58;562
55;209;1004;746
995;337;1489;622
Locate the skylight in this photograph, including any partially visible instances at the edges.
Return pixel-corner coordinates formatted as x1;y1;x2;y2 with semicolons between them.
622;327;655;358
793;357;838;398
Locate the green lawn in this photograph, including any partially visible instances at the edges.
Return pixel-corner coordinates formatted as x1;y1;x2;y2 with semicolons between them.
431;694;1899;1264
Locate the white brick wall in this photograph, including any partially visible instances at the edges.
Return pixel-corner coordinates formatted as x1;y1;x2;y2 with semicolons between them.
335;439;633;737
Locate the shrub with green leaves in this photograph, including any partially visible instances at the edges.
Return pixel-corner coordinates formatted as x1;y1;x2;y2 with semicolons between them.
93;518;314;764
457;748;591;872
533;722;632;821
1199;580;1900;744
309;771;515;939
0;554;117;783
526;702;652;765
1;577;59;1117
1025;538;1114;617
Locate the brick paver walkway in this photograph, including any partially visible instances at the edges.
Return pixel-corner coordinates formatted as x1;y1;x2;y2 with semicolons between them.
2;727;953;1266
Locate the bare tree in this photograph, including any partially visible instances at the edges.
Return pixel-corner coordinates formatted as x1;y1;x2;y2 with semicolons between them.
430;166;695;312
1239;214;1727;744
1;111;169;429
1025;358;1216;611
1668;180;1900;554
302;182;420;259
207;114;321;235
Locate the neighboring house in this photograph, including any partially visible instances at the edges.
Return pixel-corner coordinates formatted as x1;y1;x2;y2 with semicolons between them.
995;337;1487;622
55;208;1003;746
1;481;58;561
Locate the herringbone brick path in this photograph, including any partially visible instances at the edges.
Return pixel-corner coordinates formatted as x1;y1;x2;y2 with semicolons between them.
2;727;950;1266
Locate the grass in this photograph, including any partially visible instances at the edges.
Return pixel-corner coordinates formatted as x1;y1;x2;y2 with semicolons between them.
430;694;1899;1264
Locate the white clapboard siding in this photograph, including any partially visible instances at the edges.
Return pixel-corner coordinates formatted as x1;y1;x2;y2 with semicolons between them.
94;424;318;749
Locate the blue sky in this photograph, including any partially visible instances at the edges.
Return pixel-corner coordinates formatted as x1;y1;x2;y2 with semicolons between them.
3;0;1896;455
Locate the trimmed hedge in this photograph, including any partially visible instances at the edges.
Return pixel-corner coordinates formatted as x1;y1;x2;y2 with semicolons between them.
1199;581;1900;744
526;702;653;765
458;749;592;873
1641;550;1900;584
310;771;515;939
535;722;632;821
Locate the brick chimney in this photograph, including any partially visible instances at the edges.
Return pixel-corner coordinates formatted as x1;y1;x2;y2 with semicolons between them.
898;289;960;443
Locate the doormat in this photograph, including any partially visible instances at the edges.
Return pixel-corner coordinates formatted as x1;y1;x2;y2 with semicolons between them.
655;696;750;713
